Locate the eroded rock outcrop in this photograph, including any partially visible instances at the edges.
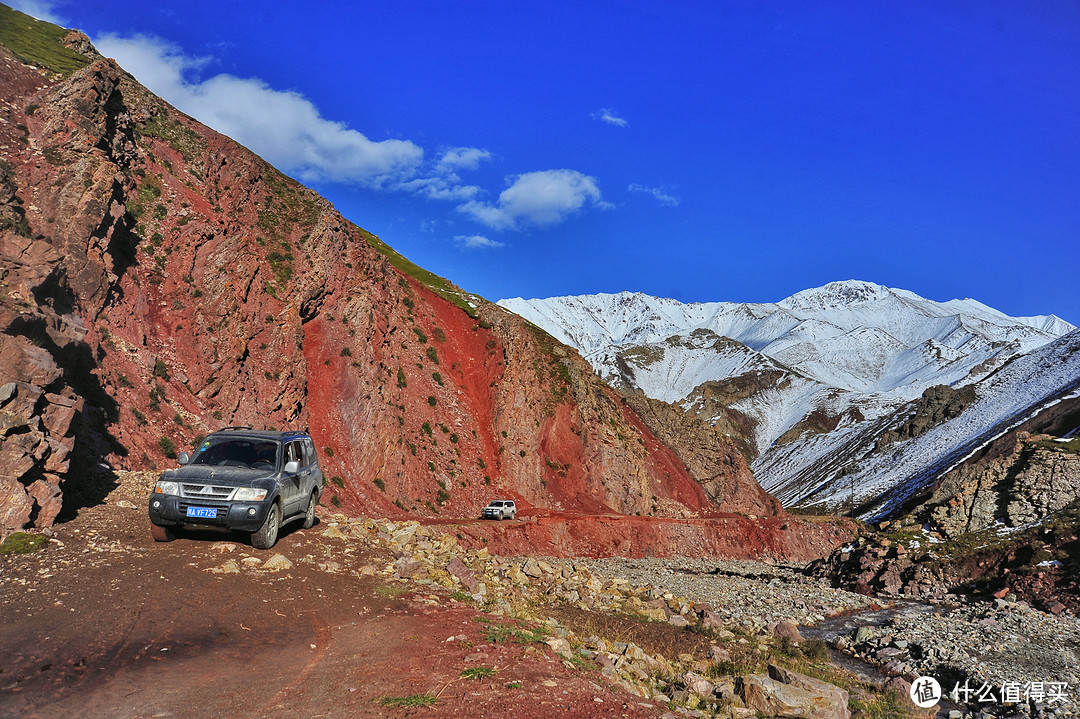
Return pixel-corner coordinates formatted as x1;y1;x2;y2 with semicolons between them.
926;432;1080;538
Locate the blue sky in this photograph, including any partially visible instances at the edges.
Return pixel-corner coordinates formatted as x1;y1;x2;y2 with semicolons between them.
14;1;1080;323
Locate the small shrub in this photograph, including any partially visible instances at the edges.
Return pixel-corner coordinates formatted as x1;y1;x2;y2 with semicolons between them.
413;327;427;343
158;436;176;458
323;447;334;457
132;408;147;425
421;422;432;437
461;666;496;680
427;396;437;407
426;346;439;365
449;433;458;444
376;694;435;708
117;373;134;388
373;477;385;492
153;359;169;380
340;347;351;357
432;327;446;343
330;495;341;507
432;372;443;386
0;532;47;555
331;475;345;488
396;368;407;388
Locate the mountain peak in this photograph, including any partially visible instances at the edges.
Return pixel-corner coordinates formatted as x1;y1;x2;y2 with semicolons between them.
778;280;893;311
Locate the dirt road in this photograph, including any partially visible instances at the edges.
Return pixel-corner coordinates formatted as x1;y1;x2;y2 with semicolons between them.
0;480;665;719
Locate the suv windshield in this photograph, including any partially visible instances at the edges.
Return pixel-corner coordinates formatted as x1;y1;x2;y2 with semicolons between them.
191;439;278;469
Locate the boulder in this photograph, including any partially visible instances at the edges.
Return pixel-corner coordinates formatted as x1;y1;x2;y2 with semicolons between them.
768;665;849;719
27;479;63;526
774;619;803;644
739;666;849;719
521;557;543;578
446;556;479;592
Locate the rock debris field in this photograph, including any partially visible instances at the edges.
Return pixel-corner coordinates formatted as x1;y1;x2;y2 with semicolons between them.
1;471;1078;718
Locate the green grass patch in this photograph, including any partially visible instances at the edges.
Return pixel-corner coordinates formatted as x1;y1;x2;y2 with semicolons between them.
0;5;89;76
482;621;549;645
374;584;410;598
849;691;919;719
1034;437;1080;454
460;666;496;680
137;115;206;164
375;694;437;708
0;532;47;555
357;224;480;317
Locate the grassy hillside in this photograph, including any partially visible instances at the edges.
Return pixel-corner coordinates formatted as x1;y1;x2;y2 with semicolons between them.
0;3;89;76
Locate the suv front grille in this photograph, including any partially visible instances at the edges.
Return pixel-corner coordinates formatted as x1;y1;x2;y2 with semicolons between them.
180;484;236;500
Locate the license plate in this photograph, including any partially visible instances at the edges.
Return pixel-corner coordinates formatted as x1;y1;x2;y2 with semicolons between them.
186;506;217;519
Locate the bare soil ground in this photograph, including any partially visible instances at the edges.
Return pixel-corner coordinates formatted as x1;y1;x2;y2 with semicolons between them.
0;477;666;719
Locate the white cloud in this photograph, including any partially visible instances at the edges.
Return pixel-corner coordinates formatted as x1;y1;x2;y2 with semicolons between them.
628;183;680;207
395;146;490;200
396;177;481;201
458;169;608;230
454;234;505;250
8;0;65;24
591;108;628;127
437;147;492;171
93;34;423;186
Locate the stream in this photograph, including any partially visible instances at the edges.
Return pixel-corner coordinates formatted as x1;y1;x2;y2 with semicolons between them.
800;600;962;714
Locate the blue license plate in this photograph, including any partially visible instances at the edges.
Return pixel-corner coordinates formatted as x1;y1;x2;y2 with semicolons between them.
186;506;217;519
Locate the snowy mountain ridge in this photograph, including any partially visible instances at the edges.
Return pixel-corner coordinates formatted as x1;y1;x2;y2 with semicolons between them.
498;281;1077;509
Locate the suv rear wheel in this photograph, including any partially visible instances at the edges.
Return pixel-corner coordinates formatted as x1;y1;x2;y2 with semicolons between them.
251;502;280;549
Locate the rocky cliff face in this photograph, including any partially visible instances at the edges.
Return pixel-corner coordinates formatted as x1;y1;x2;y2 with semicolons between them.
0;18;787;539
925;432;1080;538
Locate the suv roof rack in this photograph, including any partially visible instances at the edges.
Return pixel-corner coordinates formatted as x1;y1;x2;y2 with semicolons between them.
219;426;254;432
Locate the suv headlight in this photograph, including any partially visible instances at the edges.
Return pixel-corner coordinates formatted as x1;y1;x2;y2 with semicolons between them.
234;487;268;501
154;481;179;496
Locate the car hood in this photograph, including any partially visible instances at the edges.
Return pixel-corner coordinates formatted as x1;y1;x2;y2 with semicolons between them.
161;466;277;487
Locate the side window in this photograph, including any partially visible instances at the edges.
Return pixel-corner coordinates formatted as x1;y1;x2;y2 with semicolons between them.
285;441;302;466
304;438;317;467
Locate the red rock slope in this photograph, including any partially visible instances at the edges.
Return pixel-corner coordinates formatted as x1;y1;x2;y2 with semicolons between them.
0;15;845;558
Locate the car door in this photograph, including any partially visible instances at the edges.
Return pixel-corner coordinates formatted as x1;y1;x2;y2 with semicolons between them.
302;438;322;496
281;441;303;516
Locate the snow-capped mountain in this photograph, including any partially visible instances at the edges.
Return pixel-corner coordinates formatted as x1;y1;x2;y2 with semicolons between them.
498;281;1077;514
756;329;1080;517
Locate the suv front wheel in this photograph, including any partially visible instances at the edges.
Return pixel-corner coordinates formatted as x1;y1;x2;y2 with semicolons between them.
251;502;281;549
302;491;318;529
150;523;176;542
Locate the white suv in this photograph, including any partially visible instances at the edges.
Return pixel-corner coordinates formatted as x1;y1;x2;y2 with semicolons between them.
481;499;516;520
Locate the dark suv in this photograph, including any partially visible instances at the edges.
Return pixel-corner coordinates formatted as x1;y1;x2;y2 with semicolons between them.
148;428;324;549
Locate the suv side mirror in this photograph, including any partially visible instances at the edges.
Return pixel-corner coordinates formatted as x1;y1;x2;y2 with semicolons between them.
177;452;190;465
284;460;299;474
